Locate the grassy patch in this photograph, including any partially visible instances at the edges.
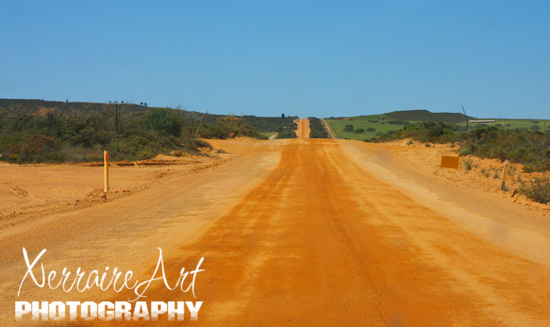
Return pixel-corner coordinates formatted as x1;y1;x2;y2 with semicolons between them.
462;158;475;171
325;115;403;140
488;119;550;131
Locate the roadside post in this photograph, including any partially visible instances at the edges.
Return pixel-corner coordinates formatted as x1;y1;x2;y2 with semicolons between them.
104;151;109;193
501;161;510;190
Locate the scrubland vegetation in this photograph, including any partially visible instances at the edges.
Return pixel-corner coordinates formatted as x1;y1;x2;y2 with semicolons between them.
519;176;550;204
308;117;330;138
243;116;298;139
0;100;278;163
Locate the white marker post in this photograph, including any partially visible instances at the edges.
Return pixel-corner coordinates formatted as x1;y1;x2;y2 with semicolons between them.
104;151;109;193
501;160;510;190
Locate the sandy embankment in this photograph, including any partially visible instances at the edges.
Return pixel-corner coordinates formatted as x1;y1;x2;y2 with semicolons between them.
374;138;550;213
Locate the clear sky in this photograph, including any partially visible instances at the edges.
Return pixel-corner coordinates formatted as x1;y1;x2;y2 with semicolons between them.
1;1;549;118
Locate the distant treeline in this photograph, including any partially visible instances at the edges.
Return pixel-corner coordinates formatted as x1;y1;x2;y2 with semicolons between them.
241;115;298;139
0;99;297;163
164;111;299;139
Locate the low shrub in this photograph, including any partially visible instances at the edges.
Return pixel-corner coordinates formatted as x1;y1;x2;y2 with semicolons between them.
458;148;472;157
344;124;354;132
462;158;474;171
519;175;550;204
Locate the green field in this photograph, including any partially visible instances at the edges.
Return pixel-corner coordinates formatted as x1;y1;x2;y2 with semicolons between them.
325;114;403;140
326;112;550;141
487;119;550;131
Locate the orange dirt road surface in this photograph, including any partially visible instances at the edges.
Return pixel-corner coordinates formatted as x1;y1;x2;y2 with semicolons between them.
297;118;310;139
2;124;550;326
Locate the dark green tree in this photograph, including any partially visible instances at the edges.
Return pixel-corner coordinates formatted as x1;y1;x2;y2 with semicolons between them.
145;108;183;137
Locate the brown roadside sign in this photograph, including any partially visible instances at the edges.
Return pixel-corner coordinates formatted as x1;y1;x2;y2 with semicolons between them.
440;156;460;169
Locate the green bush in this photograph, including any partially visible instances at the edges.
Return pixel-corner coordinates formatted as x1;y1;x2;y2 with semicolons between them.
519;176;550;204
462;158;474;170
344;124;354;132
145;108;183;137
458;148;472;156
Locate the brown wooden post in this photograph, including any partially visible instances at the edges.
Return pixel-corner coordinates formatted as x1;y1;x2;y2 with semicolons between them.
501;160;510;190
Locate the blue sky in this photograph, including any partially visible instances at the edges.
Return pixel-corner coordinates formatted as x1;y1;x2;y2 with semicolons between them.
1;1;549;118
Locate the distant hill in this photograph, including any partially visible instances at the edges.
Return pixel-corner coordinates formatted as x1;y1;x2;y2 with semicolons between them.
0;98;298;138
385;110;474;123
0;98;151;116
0;98;259;122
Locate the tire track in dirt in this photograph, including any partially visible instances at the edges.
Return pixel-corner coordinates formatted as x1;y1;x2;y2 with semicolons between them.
321;118;335;139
